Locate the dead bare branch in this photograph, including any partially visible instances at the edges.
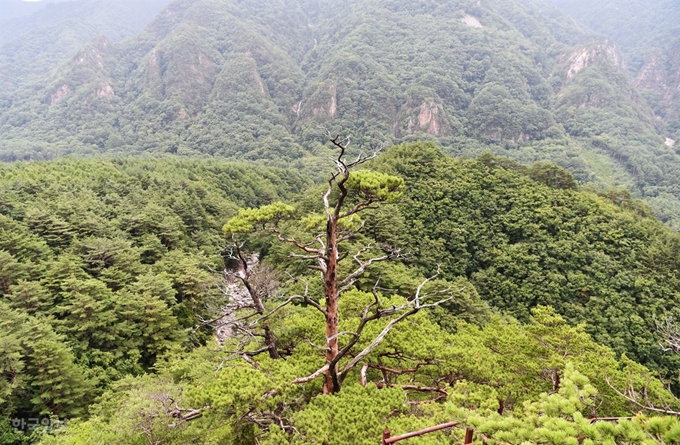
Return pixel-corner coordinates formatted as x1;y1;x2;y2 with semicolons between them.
167;401;213;428
292;365;330;384
339;294;458;380
413;265;441;308
360;363;369;387
605;376;680;415
338;248;392;290
656;315;680;354
338;220;367;242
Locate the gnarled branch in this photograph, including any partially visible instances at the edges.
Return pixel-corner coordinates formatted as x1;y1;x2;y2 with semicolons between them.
605;376;680;415
292;365;330;384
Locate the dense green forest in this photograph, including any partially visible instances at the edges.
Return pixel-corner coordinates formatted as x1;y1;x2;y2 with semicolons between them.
2;0;680;228
4;0;680;443
0;158;307;422
3;144;680;443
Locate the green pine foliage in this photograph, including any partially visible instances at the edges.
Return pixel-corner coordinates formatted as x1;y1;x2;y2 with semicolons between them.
0;158;308;421
4;144;680;443
33;300;680;445
372;143;680;372
0;301;93;418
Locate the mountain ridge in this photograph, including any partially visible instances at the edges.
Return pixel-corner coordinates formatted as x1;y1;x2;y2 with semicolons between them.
3;0;680;226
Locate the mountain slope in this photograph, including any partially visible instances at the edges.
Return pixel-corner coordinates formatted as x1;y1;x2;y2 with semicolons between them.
544;0;680;73
373;143;680;372
546;0;680;142
2;0;680;225
0;0;174;97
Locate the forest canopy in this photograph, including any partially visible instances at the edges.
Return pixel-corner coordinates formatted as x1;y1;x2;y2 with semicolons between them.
1;144;680;443
2;0;680;443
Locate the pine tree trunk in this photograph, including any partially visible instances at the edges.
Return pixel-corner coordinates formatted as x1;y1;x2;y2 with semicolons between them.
240;265;280;359
323;219;340;394
263;326;280;359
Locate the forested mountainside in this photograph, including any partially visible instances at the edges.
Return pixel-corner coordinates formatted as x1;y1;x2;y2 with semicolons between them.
2;0;680;227
4;1;680;444
3;144;680;444
371;144;680;373
546;0;680;173
0;0;174;97
544;0;680;73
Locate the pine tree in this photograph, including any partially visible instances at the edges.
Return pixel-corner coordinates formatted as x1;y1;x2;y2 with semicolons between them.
0;302;94;418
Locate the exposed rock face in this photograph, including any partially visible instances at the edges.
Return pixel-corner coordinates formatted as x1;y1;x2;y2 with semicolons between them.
566;40;626;80
50;84;71;104
461;14;483;28
96;83;115;99
78;49;104;69
45;36;117;107
635;51;667;92
635;40;680;97
511;133;530;143
76;36;112;69
325;83;337;117
291;101;303;117
408;101;446;135
634;38;680;131
309;82;337;118
667;39;680;87
163;48;218;109
214;253;271;345
145;49;164;96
